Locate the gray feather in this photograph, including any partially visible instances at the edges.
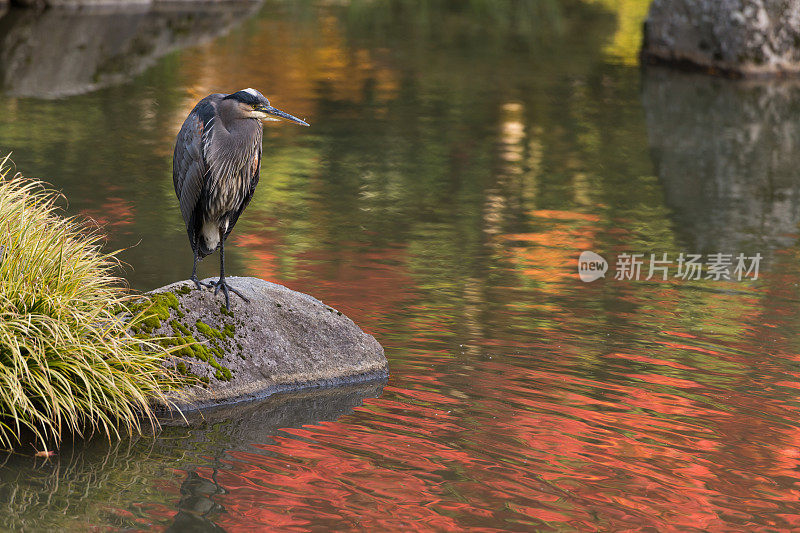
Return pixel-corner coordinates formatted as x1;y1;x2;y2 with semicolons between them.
172;94;224;251
173;92;262;256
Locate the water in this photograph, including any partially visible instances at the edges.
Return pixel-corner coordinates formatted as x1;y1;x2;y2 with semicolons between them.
2;0;800;530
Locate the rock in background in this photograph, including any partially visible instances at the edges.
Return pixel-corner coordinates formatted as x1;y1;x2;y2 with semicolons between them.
641;0;800;77
0;1;261;98
136;277;388;411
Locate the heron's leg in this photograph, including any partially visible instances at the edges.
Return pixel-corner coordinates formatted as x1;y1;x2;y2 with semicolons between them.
213;237;250;309
189;248;212;290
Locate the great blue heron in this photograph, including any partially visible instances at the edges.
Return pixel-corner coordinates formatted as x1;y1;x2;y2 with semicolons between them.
173;88;309;309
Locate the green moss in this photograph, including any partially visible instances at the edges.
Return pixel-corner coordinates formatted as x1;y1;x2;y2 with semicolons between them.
156;337;179;348
195;320;224;340
130;298;235;383
170;320;191;337
209;339;224;360
220;305;234;318
159;334;206;362
178;335;206;361
129;292;182;334
213;367;232;381
137;315;160;334
152;292;179;317
206;351;232;381
176;285;192;296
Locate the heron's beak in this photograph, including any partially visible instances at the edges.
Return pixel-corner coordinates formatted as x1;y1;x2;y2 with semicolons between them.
261;105;310;126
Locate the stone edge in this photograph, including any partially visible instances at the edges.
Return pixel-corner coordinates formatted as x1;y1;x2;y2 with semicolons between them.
160;367;389;414
640;47;800;79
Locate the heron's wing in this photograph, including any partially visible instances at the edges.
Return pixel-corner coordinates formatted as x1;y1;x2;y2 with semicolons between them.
173;95;222;242
223;131;262;243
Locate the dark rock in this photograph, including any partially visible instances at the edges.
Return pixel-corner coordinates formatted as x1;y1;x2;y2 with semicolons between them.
145;277;388;411
642;0;800;77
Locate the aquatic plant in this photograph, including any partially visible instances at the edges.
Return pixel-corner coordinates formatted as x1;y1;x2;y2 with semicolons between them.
0;156;184;449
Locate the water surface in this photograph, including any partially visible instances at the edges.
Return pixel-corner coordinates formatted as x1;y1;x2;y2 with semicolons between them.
2;0;800;530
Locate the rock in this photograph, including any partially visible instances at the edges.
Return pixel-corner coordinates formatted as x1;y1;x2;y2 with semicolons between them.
642;65;800;256
139;277;388;411
641;0;800;77
0;2;261;98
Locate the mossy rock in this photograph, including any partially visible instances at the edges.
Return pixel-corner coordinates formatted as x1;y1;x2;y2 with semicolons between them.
145;277;388;410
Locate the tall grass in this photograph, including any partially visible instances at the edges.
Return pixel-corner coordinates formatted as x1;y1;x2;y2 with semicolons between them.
0;156;183;449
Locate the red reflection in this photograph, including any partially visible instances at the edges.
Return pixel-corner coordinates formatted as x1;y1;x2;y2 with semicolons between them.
135;215;800;531
80;197;135;229
235;228;416;330
133;48;800;532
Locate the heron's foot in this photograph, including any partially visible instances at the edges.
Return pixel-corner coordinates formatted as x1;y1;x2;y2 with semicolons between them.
190;275;214;291
212;278;250;310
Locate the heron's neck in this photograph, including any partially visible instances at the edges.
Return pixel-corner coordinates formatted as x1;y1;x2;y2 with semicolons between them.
213;104;259;152
208;105;261;174
217;101;254;133
220;117;259;139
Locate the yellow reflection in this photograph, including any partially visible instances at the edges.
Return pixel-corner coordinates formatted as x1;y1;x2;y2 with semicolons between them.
583;0;650;65
170;12;399;131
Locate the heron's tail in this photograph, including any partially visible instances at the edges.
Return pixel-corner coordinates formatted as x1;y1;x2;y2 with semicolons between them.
196;239;215;258
189;229;215;258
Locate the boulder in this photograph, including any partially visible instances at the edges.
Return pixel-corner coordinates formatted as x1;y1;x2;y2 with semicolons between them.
137;277;388;411
0;2;261;98
641;0;800;77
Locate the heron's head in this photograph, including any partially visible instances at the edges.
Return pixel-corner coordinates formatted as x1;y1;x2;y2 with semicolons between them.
224;88;310;126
